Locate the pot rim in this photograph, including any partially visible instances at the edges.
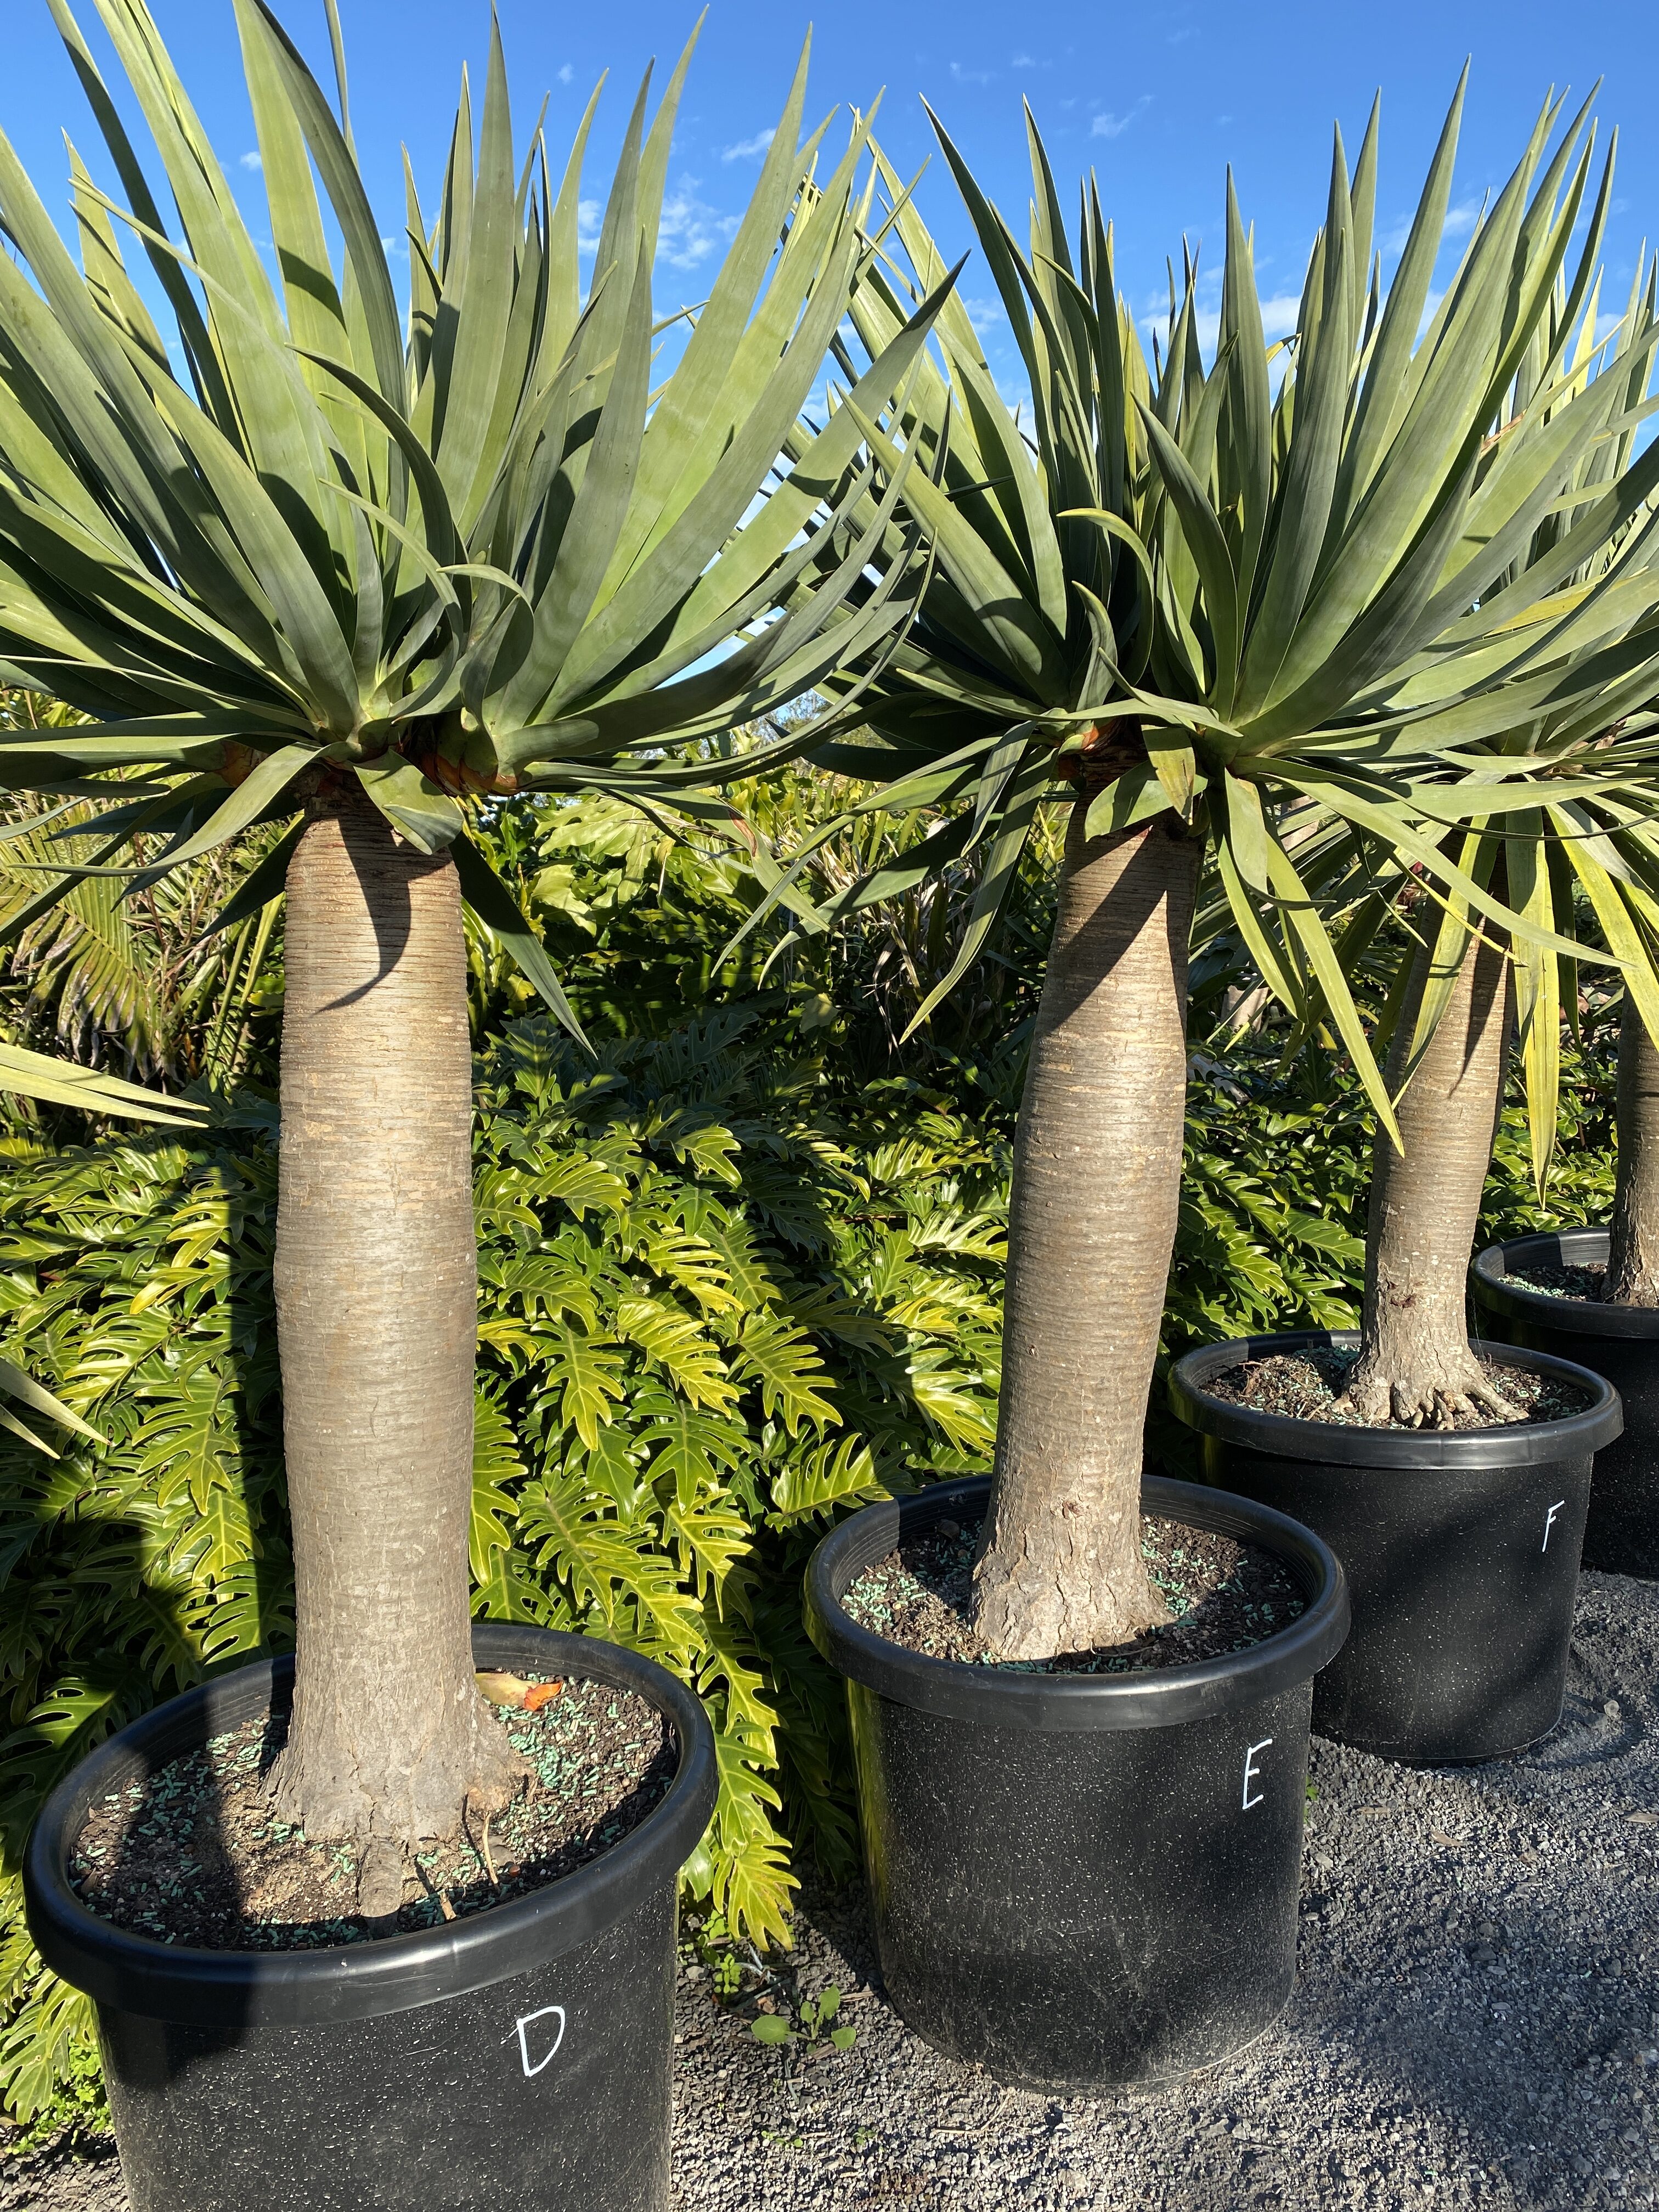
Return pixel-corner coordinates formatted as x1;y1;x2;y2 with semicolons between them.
22;1623;716;2029
1472;1229;1659;1343
1168;1328;1623;1466
803;1473;1350;1733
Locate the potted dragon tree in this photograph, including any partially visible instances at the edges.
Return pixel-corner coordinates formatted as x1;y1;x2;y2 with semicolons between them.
774;87;1659;2091
1173;246;1659;1759
1;3;944;2205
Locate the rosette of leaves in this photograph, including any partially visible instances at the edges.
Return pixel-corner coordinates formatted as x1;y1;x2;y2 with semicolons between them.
753;87;1659;1654
0;0;949;1872
0;0;941;1032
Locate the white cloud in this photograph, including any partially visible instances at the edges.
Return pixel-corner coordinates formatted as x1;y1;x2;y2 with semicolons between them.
658;184;741;271
557;63;574;86
577;179;740;273
1141;287;1301;359
1257;292;1302;340
991;365;1033;415
722;127;775;162
962;295;1003;329
1380;199;1481;259
239;150;262;172
950;61;995;86
1379;215;1412;257
1011;53;1038;68
1092;96;1151;140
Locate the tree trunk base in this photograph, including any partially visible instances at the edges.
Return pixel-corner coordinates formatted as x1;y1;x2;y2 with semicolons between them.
969;1499;1173;1662
266;1686;531;1857
1605;1266;1659;1308
1341;1336;1522;1429
1347;902;1516;1435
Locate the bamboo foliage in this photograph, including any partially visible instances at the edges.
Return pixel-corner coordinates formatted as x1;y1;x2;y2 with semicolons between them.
759;88;1659;1143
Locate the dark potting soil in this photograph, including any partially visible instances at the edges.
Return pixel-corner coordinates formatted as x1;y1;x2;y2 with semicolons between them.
69;1677;675;1952
842;1513;1305;1673
1508;1257;1611;1305
1204;1343;1595;1429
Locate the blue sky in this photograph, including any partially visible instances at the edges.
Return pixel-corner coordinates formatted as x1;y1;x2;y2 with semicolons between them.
5;0;1659;396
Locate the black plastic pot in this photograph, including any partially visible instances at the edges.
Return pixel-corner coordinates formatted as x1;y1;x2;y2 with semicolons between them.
804;1473;1348;2094
24;1623;716;2212
1472;1229;1659;1578
1169;1330;1623;1766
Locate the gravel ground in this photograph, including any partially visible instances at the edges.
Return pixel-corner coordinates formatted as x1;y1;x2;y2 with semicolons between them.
7;1567;1658;2212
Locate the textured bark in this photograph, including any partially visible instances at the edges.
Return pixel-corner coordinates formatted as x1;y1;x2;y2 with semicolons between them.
969;810;1199;1662
1606;1003;1659;1306
1344;923;1519;1427
267;794;525;1862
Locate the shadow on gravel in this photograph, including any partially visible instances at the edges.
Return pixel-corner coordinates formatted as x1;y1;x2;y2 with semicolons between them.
0;2134;126;2212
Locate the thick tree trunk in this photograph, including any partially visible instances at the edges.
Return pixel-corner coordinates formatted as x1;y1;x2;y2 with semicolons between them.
1606;1002;1659;1306
969;809;1199;1662
1344;922;1520;1426
267;792;524;1880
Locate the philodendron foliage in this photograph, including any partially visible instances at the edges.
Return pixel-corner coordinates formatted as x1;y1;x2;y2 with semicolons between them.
0;0;944;1088
754;86;1659;1132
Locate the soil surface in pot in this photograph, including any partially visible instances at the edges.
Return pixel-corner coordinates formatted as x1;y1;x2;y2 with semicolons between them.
1505;1257;1625;1307
1205;1344;1596;1430
841;1512;1304;1672
69;1675;675;1951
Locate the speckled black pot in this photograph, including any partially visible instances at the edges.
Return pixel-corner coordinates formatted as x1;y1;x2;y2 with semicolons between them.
1169;1329;1623;1767
24;1623;716;2212
1472;1230;1659;1578
803;1473;1349;2094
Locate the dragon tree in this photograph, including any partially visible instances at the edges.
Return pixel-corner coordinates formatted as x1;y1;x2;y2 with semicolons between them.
0;0;942;1886
754;85;1659;1659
